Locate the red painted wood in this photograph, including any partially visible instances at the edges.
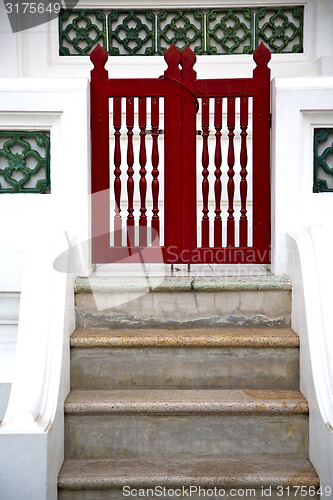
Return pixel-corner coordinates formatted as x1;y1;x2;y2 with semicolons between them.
90;43;271;264
227;97;235;247
106;79;167;96
181;45;197;262
195;79;254;96
163;45;182;263
91;44;183;263
151;96;160;243
239;97;249;247
90;45;111;262
139;97;147;247
252;43;271;263
126;97;135;246
214;97;222;247
113;97;122;247
178;246;266;264
201;97;210;248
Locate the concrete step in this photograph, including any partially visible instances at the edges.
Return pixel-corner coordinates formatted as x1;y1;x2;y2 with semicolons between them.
58;457;320;500
70;327;300;390
74;275;291;329
64;389;308;460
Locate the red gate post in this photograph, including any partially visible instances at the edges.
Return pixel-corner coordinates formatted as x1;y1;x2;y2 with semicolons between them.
252;43;271;263
90;45;111;263
181;46;198;263
163;45;183;263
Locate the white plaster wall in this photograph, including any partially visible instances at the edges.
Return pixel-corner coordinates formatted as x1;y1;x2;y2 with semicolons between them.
272;79;333;491
0;1;332;496
315;0;333;74
0;0;330;80
0;79;91;258
271;78;333;275
0;0;329;251
0;80;90;500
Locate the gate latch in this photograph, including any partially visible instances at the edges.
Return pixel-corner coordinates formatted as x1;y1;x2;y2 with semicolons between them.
159;75;199;113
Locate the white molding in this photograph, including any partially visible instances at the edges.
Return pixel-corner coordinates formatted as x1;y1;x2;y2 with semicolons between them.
75;0;308;7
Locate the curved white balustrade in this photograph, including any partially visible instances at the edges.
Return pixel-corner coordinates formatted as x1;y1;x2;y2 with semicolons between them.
0;230;76;500
287;223;333;490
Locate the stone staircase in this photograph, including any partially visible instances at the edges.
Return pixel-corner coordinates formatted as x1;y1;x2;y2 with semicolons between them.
58;270;319;499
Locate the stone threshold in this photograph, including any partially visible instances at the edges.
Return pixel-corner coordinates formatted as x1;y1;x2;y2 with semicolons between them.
75;274;291;294
94;263;272;278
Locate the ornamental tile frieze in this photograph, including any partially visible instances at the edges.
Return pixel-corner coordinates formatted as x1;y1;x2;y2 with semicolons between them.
313;129;333;193
157;9;204;55
59;10;107;55
206;8;254;55
0;132;50;194
108;10;155;56
255;7;303;54
59;6;304;56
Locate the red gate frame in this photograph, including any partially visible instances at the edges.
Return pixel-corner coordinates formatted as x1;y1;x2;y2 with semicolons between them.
90;43;271;264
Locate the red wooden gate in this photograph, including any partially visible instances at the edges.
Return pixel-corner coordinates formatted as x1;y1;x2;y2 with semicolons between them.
90;43;271;264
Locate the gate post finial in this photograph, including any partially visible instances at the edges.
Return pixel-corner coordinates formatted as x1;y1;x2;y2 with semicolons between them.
164;44;182;80
90;44;108;80
253;42;271;77
181;45;197;87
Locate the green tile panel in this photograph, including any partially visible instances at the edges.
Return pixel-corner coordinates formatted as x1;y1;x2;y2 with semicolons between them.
0;131;50;194
108;10;155;56
313;128;333;193
59;9;107;55
206;8;254;55
59;6;304;56
255;7;303;54
157;9;204;55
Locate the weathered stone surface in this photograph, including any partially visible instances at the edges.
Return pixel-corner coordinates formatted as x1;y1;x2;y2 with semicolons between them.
58;271;319;499
64;389;308;460
65;389;308;415
75;275;291;328
75;290;291;329
58;457;319;500
71;327;299;348
70;328;299;391
70;346;299;391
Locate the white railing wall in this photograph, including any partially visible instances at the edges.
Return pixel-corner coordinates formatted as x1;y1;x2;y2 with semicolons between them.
271;77;333;493
0;80;90;500
286;224;333;491
0;252;23;420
